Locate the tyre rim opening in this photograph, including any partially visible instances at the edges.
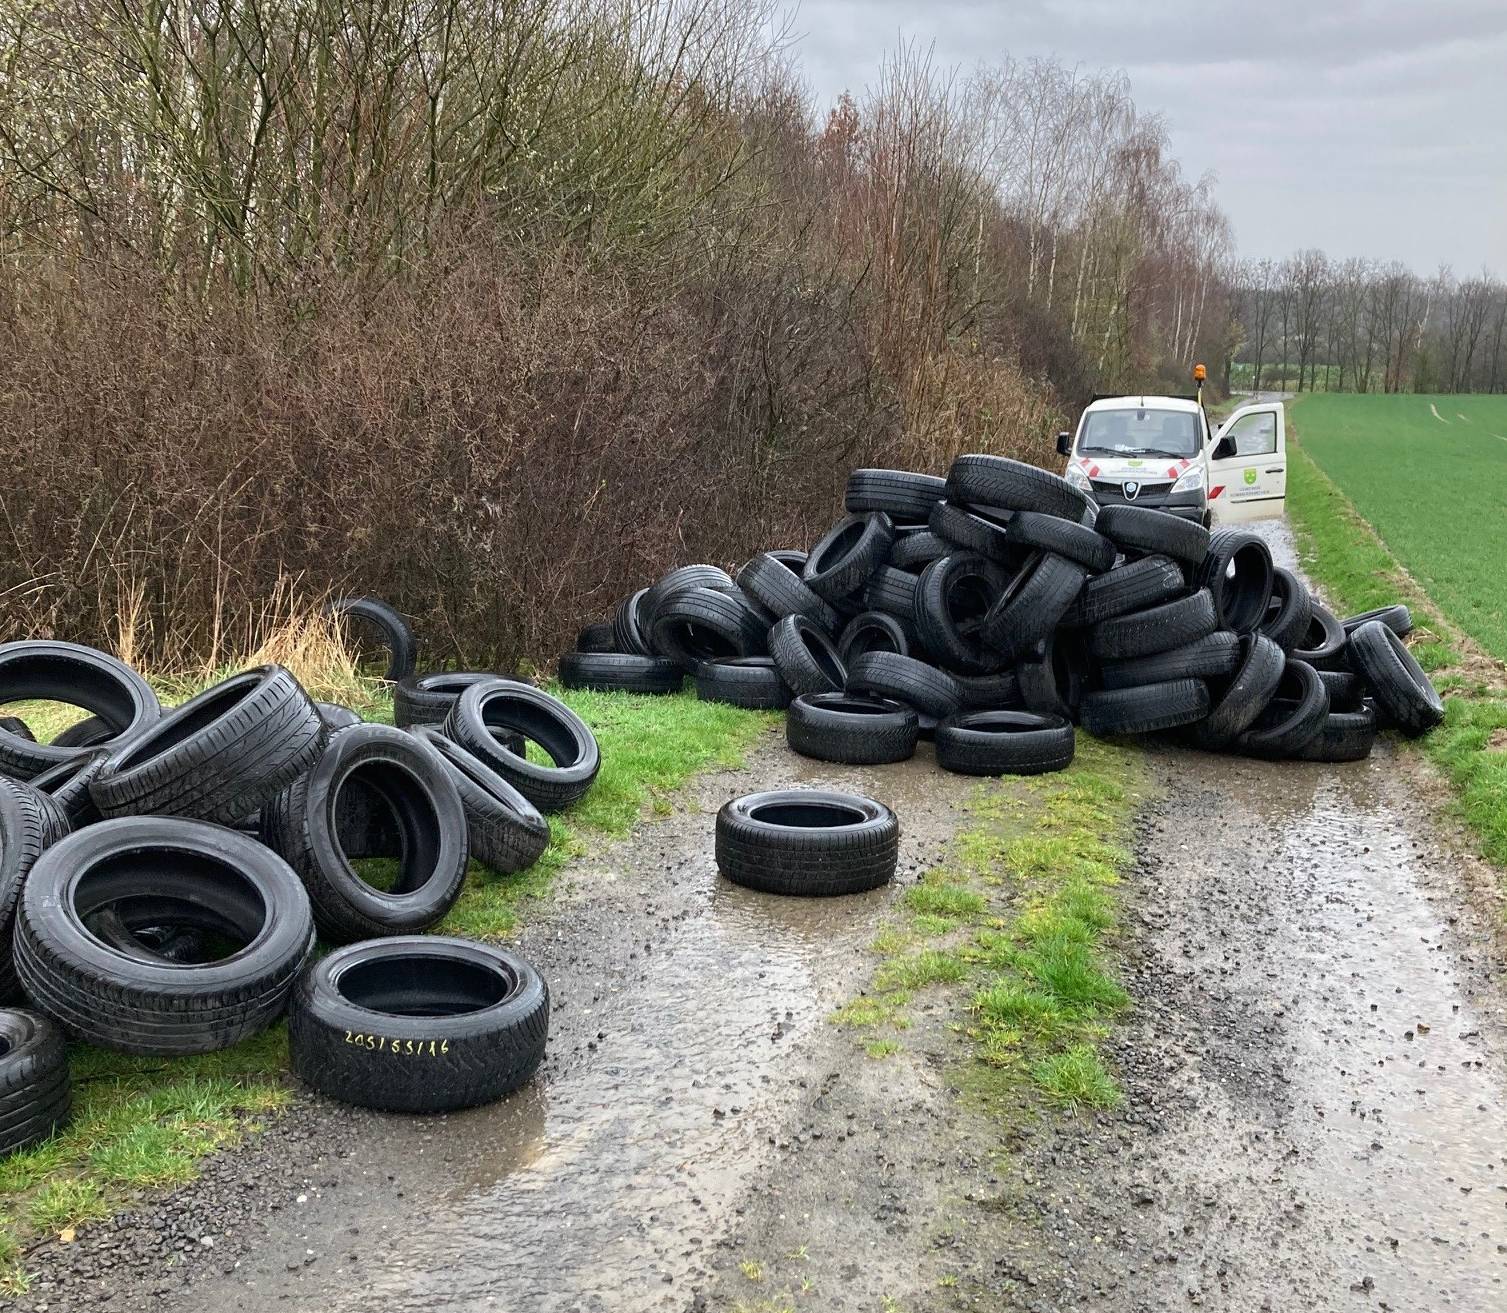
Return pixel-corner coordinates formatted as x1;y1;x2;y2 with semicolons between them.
799;628;846;687
478;692;585;771
336;759;443;894
112;673;256;771
334;953;519;1017
747;800;869;829
808;697;898;717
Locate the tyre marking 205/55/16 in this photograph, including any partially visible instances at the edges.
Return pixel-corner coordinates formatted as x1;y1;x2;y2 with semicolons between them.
342;1031;450;1056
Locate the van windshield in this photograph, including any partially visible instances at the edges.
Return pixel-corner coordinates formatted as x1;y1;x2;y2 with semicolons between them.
1077;409;1201;458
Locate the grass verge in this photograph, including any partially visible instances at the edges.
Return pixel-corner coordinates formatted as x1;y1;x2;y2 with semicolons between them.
0;677;775;1279
1285;421;1507;867
831;735;1142;1112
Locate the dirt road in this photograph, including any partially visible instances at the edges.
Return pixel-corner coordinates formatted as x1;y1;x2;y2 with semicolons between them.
11;521;1507;1313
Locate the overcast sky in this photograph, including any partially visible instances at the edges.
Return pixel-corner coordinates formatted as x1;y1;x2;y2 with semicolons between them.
788;0;1507;274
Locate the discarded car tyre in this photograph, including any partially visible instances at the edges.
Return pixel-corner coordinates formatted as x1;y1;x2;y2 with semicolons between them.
737;553;841;632
694;657;792;710
1007;511;1116;573
575;622;617;653
289;936;549;1114
928;501;1017;564
650;586;767;668
935;711;1075;776
27;752;108;831
0;777;69;1001
1346;620;1445;737
322;597;416;682
0;1009;71;1155
315;702;363;730
0;716;32;743
446;680;600;813
638;565;735;642
1016;632;1089;720
1090;589;1219;661
1094;504;1210;569
1192;633;1287;748
954;671;1023;711
1292;603;1349;671
1195;530;1274;633
15;818;314;1054
559;652;684;695
890;531;950;573
1080;679;1211;737
394;671;514;736
90;665;326;826
914;553;1008;674
715;790;899;897
947;455;1093;523
1260;568;1314;653
612;589;653;656
837;612;915;665
1295;704;1379;763
1341;605;1413;638
803;513;896;603
863;567;919;620
769;615;848;698
0;641;161;779
411;728;551;875
1099;630;1241;691
1061;555;1185;628
261;725;468;942
847;651;963;718
845;469;948;522
981;552;1088;662
786;694;919;766
1236;660;1331;759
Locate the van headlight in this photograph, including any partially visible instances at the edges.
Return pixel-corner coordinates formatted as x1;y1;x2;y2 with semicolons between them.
1171;464;1206;494
1064;464;1092;492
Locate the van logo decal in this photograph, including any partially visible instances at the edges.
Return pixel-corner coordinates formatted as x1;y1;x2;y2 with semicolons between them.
1243;467;1257;486
1123;480;1140;499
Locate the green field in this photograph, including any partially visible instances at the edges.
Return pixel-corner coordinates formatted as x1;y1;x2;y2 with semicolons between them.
1292;393;1507;661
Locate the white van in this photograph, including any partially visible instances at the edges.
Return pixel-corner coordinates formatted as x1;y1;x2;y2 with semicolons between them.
1055;394;1287;527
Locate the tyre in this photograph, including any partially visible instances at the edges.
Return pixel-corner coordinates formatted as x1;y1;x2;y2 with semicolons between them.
1061;555;1186;628
928;500;1016;564
1089;589;1218;661
1291;603;1347;672
575;622;617;653
1236;660;1330;759
322;597;416;682
90;666;327;826
913;553;1008;674
737;553;841;632
262;725;468;942
445;680;600;813
27;752;108;831
954;671;1023;711
0;716;32;743
846;651;963;718
715;790;899;897
315;702;363;730
394;671;515;736
844;469;947;522
0;1009;70;1155
980;551;1087;663
1260;568;1314;653
837;612;915;665
1099;631;1241;691
15;818;314;1055
1193;633;1286;748
935;711;1074;776
49;715;117;749
0;641;161;779
946;455;1093;523
0;777;69;1001
612;589;653;656
650;586;767;668
1016;631;1089;720
803;513;896;603
289;936;549;1113
863;566;919;620
1007;510;1115;573
1317;669;1366;710
639;565;735;643
1346;620;1445;737
693;657;792;710
767;550;808;574
890;530;950;573
559;652;684;695
410;728;551;875
1079;679;1211;737
769;615;848;697
1094;505;1210;568
1195;530;1274;633
786;694;919;765
1294;705;1379;763
1341;604;1413;637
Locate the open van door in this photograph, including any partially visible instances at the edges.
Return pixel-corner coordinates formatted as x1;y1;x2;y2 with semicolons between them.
1207;401;1286;524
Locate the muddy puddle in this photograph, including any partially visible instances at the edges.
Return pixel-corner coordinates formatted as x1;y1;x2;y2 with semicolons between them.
132;741;981;1313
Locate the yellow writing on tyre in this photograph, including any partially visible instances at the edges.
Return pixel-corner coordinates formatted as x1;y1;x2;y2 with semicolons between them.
343;1031;450;1056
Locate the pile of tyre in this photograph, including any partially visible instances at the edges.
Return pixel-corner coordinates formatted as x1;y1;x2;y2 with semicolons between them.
0;636;579;1153
570;456;1443;773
